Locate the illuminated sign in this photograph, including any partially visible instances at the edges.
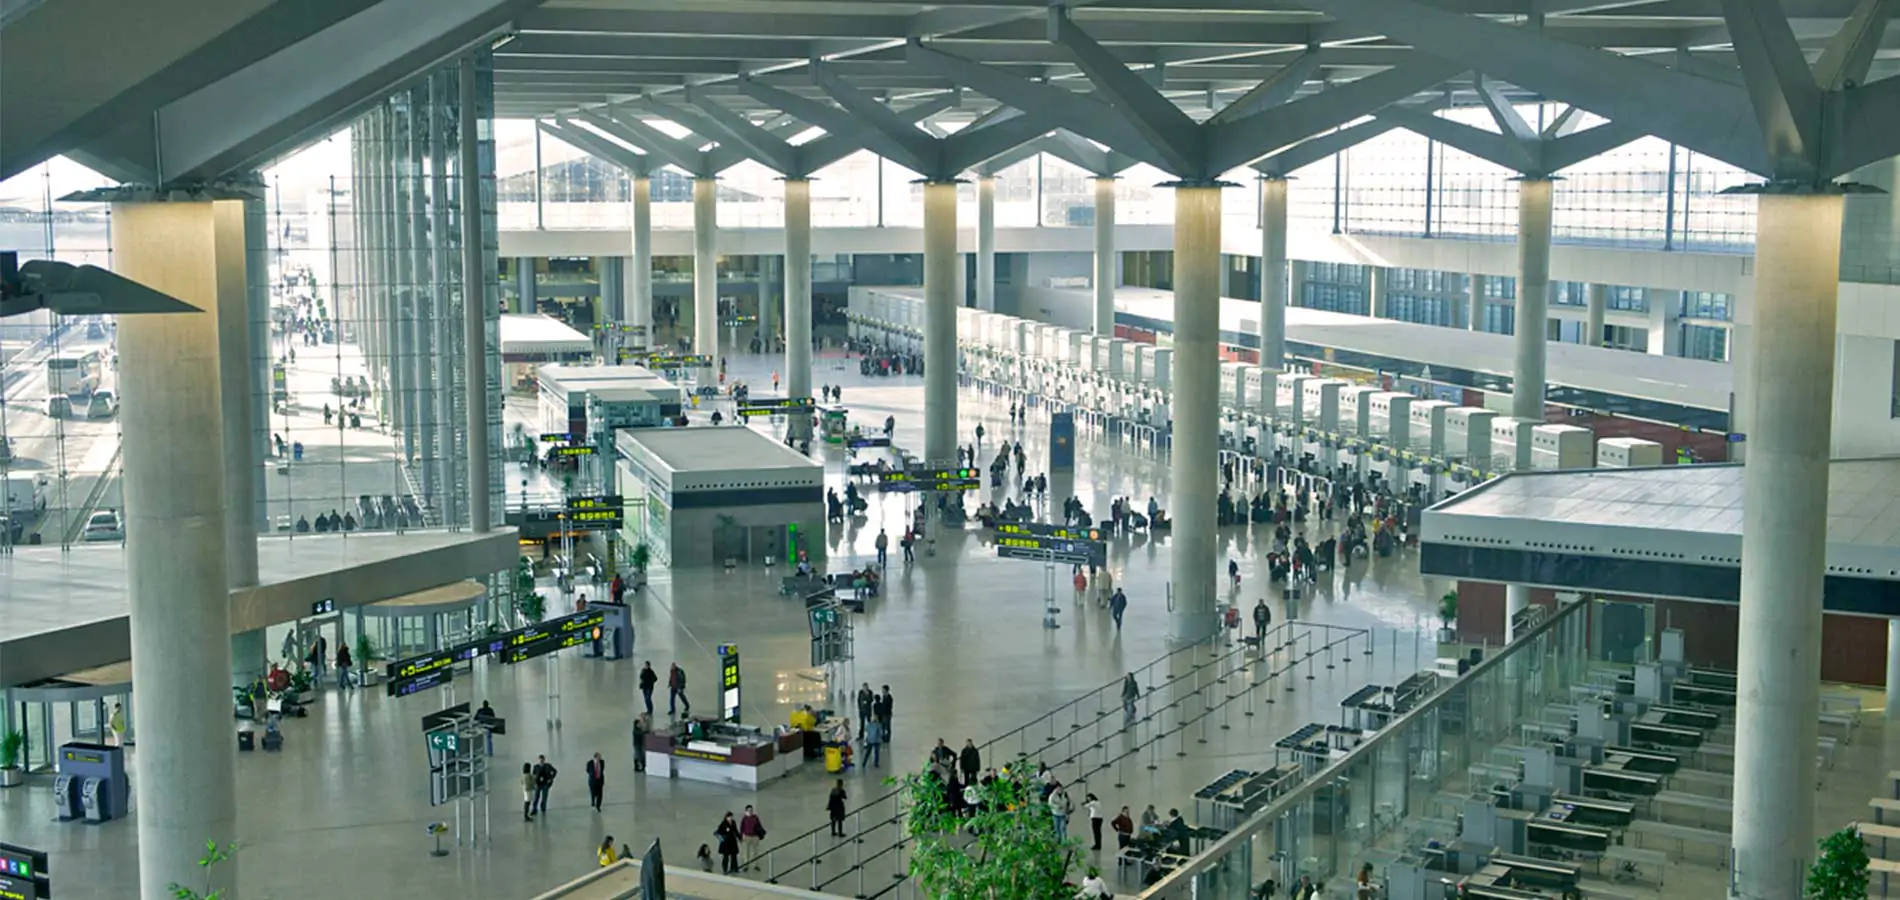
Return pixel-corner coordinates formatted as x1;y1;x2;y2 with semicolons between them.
996;522;1102;543
641;353;713;369
719;643;741;722
0;842;47;900
672;747;731;762
551;445;597;457
876;466;981;493
540;432;577;443
501;609;607;663
996;534;1107;566
846;435;891;449
393;667;454;698
736;396;817;417
311;598;336;615
59;748;104;765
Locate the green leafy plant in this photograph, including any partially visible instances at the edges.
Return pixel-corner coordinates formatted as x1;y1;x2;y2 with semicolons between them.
517;591;547;623
1807;825;1870;899
1439;590;1459;627
899;764;1079;899
0;730;23;769
629;542;652;574
354;632;376;665
288;668;314;695
169;839;240;900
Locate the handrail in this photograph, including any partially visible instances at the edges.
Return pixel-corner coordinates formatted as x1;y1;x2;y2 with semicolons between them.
1133;596;1588;898
757;619;1373;890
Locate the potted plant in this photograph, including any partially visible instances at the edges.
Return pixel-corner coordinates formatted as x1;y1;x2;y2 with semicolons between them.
354;633;379;687
1;729;24;787
1438;590;1459;643
1808;825;1870;899
516;590;547;624
288;667;316;704
628;542;651;590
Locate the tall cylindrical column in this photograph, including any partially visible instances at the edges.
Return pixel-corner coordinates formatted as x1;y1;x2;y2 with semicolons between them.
1513;178;1554;421
1468;274;1487;332
112;198;240;900
229;198;264;586
514;257;535;314
1585;283;1607;347
459;58;492;532
976;174;996;311
1258;176;1288;370
923;181;960;462
1368;266;1389;319
629;175;653;351
1505;584;1530;642
1093;176;1117;335
1170;184;1223;644
693;177;719;381
785;178;814;440
1730;191;1842;900
1886;621;1900;720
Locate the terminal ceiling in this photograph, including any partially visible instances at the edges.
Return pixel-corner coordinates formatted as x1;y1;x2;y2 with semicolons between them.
3;0;1899;190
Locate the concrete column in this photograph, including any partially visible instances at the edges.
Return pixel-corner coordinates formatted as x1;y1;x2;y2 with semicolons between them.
112;198;240;900
1467;274;1487;332
428;70;459;525
514;257;535;314
976;174;996;312
1368;266;1388;319
1514;178;1554;421
629;175;653;350
693;177;719;381
1887;621;1900;720
459;59;492;532
1093;176;1117;335
1585;283;1608;347
598;256;625;322
922;181;959;462
1170;184;1222;644
1730;191;1842;900
1288;260;1308;312
225;198;264;591
1259;176;1288;370
1647;288;1683;356
1505;585;1530;642
785;178;814;441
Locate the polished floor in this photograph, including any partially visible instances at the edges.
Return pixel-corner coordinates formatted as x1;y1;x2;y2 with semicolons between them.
0;351;1886;900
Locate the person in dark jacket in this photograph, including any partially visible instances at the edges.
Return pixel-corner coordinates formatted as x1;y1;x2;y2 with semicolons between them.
874;685;894;738
531;755;558;815
959;739;981;785
827;780;849;837
715;811;741;873
638;662;658;715
668;662;690;716
585;752;607;811
1252;598;1272;645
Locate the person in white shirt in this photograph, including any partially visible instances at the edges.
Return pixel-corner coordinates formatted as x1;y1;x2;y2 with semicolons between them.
1079;868;1113;898
1086;793;1104;850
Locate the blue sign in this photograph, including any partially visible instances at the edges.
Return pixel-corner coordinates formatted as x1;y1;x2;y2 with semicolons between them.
1049;412;1075;471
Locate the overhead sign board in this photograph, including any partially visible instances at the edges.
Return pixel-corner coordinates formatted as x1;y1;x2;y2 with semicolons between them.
996;522;1103;543
550;445;596;457
737;396;817;418
996;534;1107;566
501;609;606;663
719;642;741;722
640;353;712;369
876;466;982;493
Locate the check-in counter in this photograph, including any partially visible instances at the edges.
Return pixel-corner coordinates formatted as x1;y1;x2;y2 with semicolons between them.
643;721;805;789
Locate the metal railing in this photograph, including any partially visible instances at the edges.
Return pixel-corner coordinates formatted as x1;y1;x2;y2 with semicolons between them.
1133;596;1592;899
753;619;1374;897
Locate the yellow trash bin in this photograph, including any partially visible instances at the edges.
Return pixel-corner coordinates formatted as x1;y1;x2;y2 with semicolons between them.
824;744;843;774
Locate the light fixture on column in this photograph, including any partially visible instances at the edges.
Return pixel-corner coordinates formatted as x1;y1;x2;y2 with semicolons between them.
0;251;201;318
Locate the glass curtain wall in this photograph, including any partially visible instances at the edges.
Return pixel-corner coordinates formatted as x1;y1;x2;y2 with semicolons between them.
268;54;502;535
0;160;122;548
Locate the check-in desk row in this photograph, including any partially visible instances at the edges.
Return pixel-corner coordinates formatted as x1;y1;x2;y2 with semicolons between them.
1386;841;1583;900
1192;763;1303;829
1338;672;1438;731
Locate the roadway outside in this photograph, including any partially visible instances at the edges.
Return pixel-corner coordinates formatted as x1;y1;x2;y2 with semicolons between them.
0;320;123;546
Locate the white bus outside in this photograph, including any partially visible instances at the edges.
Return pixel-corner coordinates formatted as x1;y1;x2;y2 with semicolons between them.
47;350;100;396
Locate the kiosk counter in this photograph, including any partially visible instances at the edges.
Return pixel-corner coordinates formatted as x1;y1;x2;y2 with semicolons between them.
642;721;806;789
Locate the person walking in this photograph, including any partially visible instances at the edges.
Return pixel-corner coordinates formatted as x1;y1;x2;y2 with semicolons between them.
901;528;915;563
520;762;537;821
1051;783;1073;837
531;755;558;816
668;663;690;716
631;715;648;772
335;643;353;691
639;662;658;715
585;752;607;812
107;703;126;746
863;717;884;769
1252;598;1272;646
715;811;741;874
875;529;889;568
740;805;767;870
827;779;849;837
1109;587;1128;630
610;573;626;605
1121;672;1141;727
959;739;981;785
1086;792;1104;850
476;701;497;755
306;633;328;683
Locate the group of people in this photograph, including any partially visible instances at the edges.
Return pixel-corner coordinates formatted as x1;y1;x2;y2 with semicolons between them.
635;661;693;718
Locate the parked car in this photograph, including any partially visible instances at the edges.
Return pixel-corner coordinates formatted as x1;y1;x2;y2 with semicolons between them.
82;509;124;542
86;390;117;419
45;395;70;418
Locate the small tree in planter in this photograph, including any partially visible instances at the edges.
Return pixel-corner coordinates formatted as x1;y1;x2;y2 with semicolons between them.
1;729;25;787
628;542;652;589
516;590;547;624
169;839;240;900
899;763;1079;898
1438;590;1459;642
354;633;379;687
1807;825;1870;899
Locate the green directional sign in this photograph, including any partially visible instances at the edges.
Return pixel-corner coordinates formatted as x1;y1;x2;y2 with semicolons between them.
427;731;460;754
